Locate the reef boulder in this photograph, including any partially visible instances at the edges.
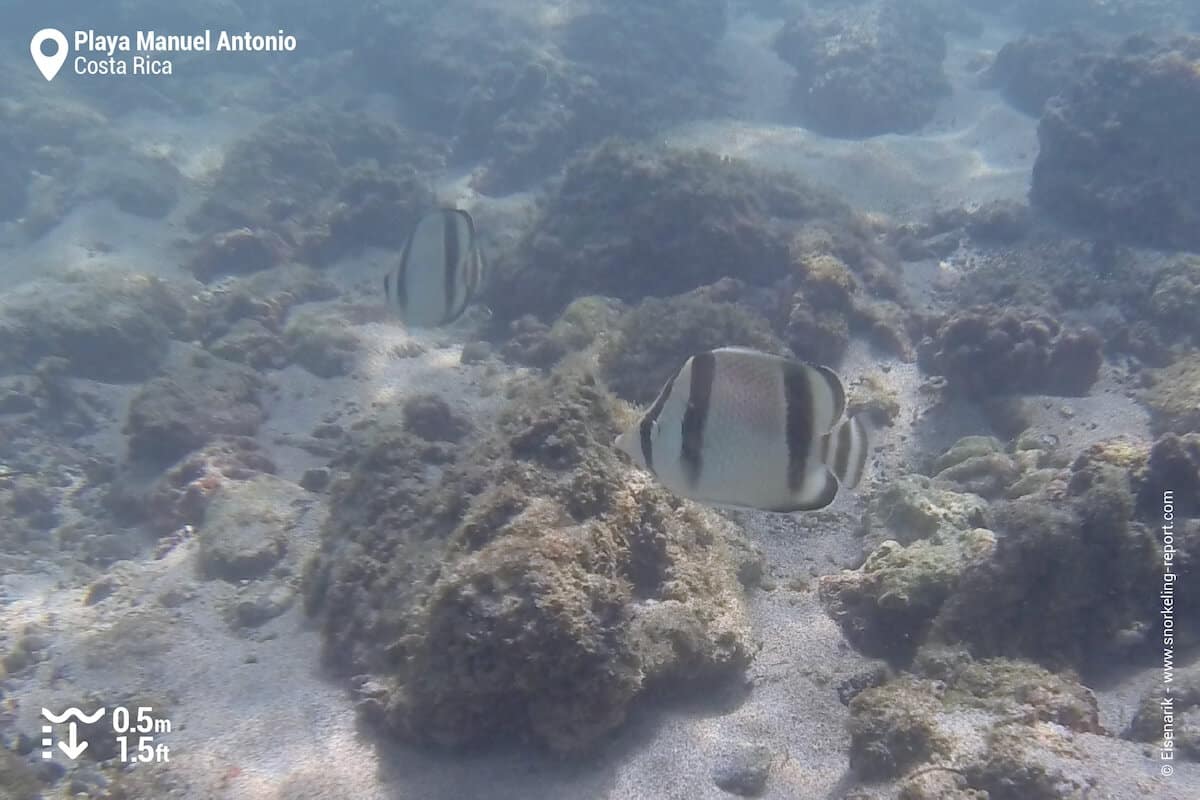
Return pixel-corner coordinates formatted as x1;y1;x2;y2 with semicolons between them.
772;0;950;137
304;369;753;751
1031;35;1200;251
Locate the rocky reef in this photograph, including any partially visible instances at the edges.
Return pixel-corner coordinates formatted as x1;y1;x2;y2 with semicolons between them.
350;0;729;192
488;140;901;339
1031;35;1200;251
598;285;788;404
821;437;1167;671
848;649;1107;795
917;306;1102;401
772;0;950;138
0;270;195;382
188;107;441;264
304;369;756;751
985;31;1105;116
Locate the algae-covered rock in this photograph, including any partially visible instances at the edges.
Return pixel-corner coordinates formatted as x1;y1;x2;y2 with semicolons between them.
932;437;1022;500
306;368;753;751
599;291;787;404
918;306;1102;400
848;676;951;779
820;530;996;665
1137;433;1200;518
966;722;1090;800
283;307;363;378
197;474;307;581
0;746;41;800
935;463;1158;668
1125;663;1200;761
0;270;194;381
773;0;951;138
847;371;902;428
940;657;1102;734
1032;35;1200;251
123;353;265;465
866;475;989;548
401;393;472;443
1142;354;1200;435
189;107;442;240
489;140;865;324
500;295;626;368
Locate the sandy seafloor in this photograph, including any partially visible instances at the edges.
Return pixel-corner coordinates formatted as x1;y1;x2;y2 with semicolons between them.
1;8;1198;800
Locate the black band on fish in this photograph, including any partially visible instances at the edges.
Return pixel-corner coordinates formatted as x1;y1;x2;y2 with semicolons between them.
680;352;715;488
640;363;682;476
783;362;814;492
441;209;461;325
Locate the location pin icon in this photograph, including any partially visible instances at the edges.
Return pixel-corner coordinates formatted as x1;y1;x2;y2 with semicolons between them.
30;29;68;81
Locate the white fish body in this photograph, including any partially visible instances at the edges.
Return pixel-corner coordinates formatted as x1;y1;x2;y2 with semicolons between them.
614;347;870;512
385;208;486;327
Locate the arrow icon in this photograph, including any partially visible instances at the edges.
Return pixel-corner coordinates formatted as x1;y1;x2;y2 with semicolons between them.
58;722;88;760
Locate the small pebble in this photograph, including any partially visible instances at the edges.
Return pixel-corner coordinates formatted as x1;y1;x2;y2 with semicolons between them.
300;467;330;493
712;743;773;797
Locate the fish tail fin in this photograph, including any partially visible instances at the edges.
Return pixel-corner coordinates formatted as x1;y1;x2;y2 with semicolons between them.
821;415;870;490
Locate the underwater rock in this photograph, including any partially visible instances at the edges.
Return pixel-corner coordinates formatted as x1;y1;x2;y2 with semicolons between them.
206;318;288;370
352;0;727;192
1137;433;1200;518
197;263;338;345
226;582;296;628
866;475;990;549
772;0;950;137
986;31;1105;117
1141;354;1200;436
197;474;306;582
500;295;626;369
401;393;472;443
928;201;1033;246
306;369;752;751
598;291;787;404
0;745;41;800
932;436;1022;500
1125;663;1200;761
283;306;363;379
1031;35;1200;251
918;306;1102;400
933;655;1102;734
123;353;266;465
848;676;950;779
849;650;1110;797
305;166;435;264
847;372;902;428
0;270;193;381
1147;255;1200;351
711;742;774;797
1003;0;1196;35
489;140;866;324
820;529;996;665
187;227;291;282
189;107;443;241
107;436;276;535
935;462;1159;669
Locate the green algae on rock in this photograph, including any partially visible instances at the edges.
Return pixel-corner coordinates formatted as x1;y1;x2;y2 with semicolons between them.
305;368;753;751
599;290;788;404
123;351;266;465
0;270;195;382
848;676;951;779
487;139;872;324
1141;353;1200;436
